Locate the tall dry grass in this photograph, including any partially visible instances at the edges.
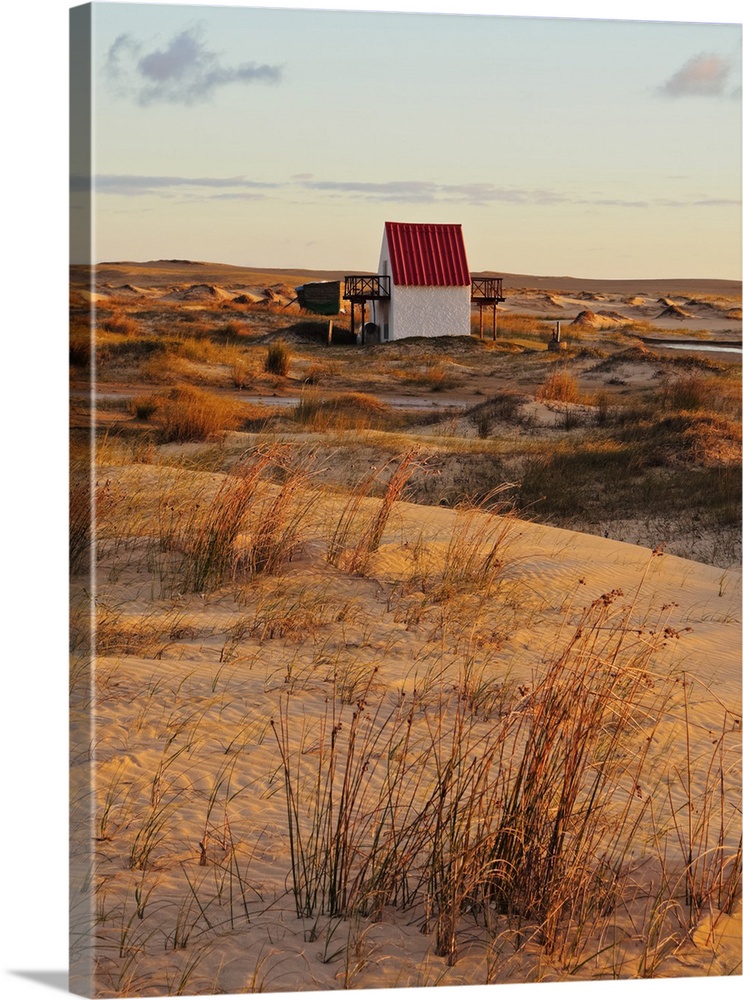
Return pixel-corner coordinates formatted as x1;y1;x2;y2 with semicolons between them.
474;312;552;340
466;393;525;437
659;372;742;418
147;385;248;442
70;480;93;576
70;478;121;576
408;486;516;603
294;392;392;433
390;362;460;392
82;450;741;992
327;451;420;575
99;310;140;336
270;558;738;969
265;340;291;377
536;369;581;404
154;446;317;594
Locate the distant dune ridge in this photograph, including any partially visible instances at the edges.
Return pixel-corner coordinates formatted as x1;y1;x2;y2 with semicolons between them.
74;260;742;338
87;258;742;296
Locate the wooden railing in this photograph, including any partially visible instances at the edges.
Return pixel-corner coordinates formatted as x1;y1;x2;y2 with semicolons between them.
343;275;391;300
344;274;502;301
471;276;504;302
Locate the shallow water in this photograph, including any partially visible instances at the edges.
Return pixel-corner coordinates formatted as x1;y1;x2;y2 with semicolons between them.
239;394;470;410
653;342;742;355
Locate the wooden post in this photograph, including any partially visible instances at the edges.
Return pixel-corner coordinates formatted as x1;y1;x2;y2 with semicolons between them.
479;304;483;339
361;301;366;345
350;301;355;342
492;302;498;341
327;319;333;346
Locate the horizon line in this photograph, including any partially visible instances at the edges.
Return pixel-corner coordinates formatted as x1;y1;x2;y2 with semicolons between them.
75;258;743;286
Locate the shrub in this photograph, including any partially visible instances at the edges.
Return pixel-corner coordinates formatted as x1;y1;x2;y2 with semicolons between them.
129;395;158;420
659;373;741;418
265;340;291;377
150;385;246;442
99;310;139;336
537;369;581;403
466;394;524;436
294;392;391;432
231;358;256;390
70;329;91;367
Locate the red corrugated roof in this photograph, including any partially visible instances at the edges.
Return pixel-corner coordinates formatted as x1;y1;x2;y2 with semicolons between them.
385;222;471;287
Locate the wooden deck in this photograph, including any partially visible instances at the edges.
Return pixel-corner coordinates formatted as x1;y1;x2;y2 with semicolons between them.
470;276;504;303
343;275;391;301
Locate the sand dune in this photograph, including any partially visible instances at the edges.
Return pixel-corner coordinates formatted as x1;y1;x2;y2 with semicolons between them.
658;304;694;319
570;308;634;329
70;460;742;996
161;283;234;302
69;257;741;996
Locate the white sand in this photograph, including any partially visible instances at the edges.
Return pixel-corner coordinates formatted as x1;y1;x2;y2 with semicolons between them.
70;465;741;996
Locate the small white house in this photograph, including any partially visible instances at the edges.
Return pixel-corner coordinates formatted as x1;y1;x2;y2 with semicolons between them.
368;222;472;342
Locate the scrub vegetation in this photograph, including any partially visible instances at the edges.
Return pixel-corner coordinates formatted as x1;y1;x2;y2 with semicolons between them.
70;262;741;996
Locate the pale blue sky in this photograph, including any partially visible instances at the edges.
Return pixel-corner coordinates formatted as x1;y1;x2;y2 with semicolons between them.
78;2;742;278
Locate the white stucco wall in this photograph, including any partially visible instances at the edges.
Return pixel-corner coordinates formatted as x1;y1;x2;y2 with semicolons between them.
369;232;392;340
374;228;471;341
390;285;471;340
377;232;391;279
369;297;390;340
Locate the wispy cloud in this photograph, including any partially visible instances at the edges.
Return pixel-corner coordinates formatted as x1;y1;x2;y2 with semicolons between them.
75;173;741;211
657;53;733;98
73;174;278;197
301;179;570;206
104;24;282;105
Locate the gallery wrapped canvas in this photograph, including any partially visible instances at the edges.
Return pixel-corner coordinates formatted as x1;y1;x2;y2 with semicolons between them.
70;3;741;997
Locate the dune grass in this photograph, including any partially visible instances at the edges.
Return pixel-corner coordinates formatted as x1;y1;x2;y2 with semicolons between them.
152;446;317;593
476;312;552;340
265;340;291;377
73;281;741;992
326;451;421;574
74;443;741;994
466;393;527;437
78;285;740;567
537;369;581;404
269;562;739;969
294;391;394;433
145;385;249;442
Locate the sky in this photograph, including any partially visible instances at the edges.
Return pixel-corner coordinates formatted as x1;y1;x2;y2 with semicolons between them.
73;1;742;280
